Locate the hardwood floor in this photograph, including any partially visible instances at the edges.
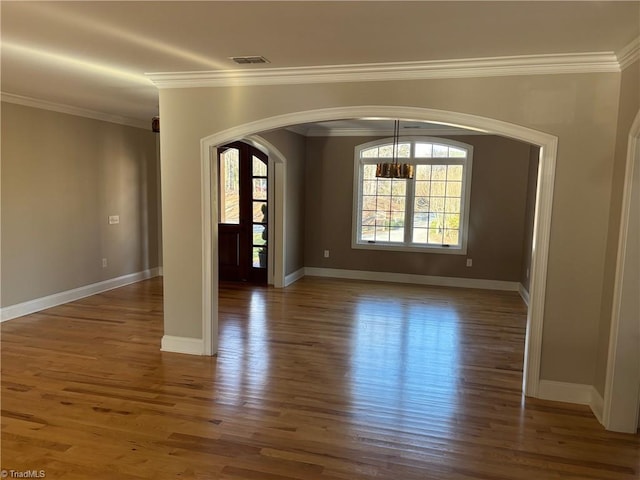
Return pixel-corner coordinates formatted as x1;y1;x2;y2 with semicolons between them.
1;277;638;479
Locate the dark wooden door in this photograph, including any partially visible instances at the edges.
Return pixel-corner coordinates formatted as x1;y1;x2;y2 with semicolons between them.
218;142;268;284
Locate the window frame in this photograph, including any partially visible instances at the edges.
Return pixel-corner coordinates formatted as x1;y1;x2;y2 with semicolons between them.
351;136;474;255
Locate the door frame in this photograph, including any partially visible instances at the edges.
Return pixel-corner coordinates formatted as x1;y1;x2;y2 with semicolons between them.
603;109;640;433
244;135;287;288
200;105;558;399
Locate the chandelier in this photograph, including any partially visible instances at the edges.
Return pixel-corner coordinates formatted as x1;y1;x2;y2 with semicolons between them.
375;120;414;179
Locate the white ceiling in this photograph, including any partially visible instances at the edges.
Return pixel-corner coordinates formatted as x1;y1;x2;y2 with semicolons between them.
2;1;639;126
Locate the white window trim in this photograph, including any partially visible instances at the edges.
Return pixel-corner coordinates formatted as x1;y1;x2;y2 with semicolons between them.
351;136;473;255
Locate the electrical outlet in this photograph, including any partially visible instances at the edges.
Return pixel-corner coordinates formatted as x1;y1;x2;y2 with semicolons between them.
102;258;108;268
323;250;330;258
466;258;473;267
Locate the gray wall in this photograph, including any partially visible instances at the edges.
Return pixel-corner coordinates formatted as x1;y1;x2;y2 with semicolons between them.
1;102;160;307
304;134;533;281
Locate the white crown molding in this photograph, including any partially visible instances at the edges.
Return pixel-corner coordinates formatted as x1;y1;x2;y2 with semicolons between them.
147;52;620;89
617;37;640;70
286;122;488;137
304;127;486;137
1;92;148;129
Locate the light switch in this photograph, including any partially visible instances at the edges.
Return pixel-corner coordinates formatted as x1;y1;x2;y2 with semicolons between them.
108;215;120;224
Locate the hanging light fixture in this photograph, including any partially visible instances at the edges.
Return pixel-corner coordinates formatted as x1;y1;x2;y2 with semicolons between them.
375;120;414;179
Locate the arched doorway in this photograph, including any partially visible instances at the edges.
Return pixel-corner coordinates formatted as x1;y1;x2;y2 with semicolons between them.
200;106;558;398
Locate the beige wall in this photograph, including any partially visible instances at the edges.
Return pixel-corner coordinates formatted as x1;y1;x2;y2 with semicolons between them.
304;134;532;281
520;146;540;291
595;60;640;396
1;102;160;307
159;71;620;385
258;129;306;276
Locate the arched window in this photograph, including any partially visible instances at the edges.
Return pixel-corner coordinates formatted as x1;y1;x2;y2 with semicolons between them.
352;137;473;254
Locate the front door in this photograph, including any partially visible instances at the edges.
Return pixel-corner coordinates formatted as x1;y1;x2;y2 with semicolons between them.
218;141;268;284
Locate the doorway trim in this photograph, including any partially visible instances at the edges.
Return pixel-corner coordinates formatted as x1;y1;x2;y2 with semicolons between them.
603;109;640;432
200;105;558;397
245;135;287;288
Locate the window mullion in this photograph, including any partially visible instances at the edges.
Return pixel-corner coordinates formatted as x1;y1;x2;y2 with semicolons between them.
405;180;415;245
357;159;365;242
404;142;416;245
407;141;417;245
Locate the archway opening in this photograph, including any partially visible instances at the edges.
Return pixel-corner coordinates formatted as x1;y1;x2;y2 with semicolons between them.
201;106;558;398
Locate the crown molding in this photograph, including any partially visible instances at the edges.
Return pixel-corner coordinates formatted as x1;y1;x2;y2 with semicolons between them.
285;123;486;137
302;127;487;137
147;52;620;89
1;92;148;129
617;37;640;71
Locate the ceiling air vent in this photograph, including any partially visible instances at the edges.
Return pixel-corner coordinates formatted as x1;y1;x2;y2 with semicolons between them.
229;56;270;65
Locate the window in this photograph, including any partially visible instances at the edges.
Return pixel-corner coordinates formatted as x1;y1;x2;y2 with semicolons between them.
352;137;473;254
219;148;240;224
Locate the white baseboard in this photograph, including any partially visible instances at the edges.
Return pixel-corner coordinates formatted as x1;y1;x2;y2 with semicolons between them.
519;283;530;306
161;335;205;355
538;380;593;405
158;266;164;276
590;387;604;424
284;268;305;287
304;267;520;291
0;267;161;322
538;380;605;424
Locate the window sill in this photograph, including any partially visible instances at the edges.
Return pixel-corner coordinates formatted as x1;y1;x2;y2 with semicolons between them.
352;241;467;255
